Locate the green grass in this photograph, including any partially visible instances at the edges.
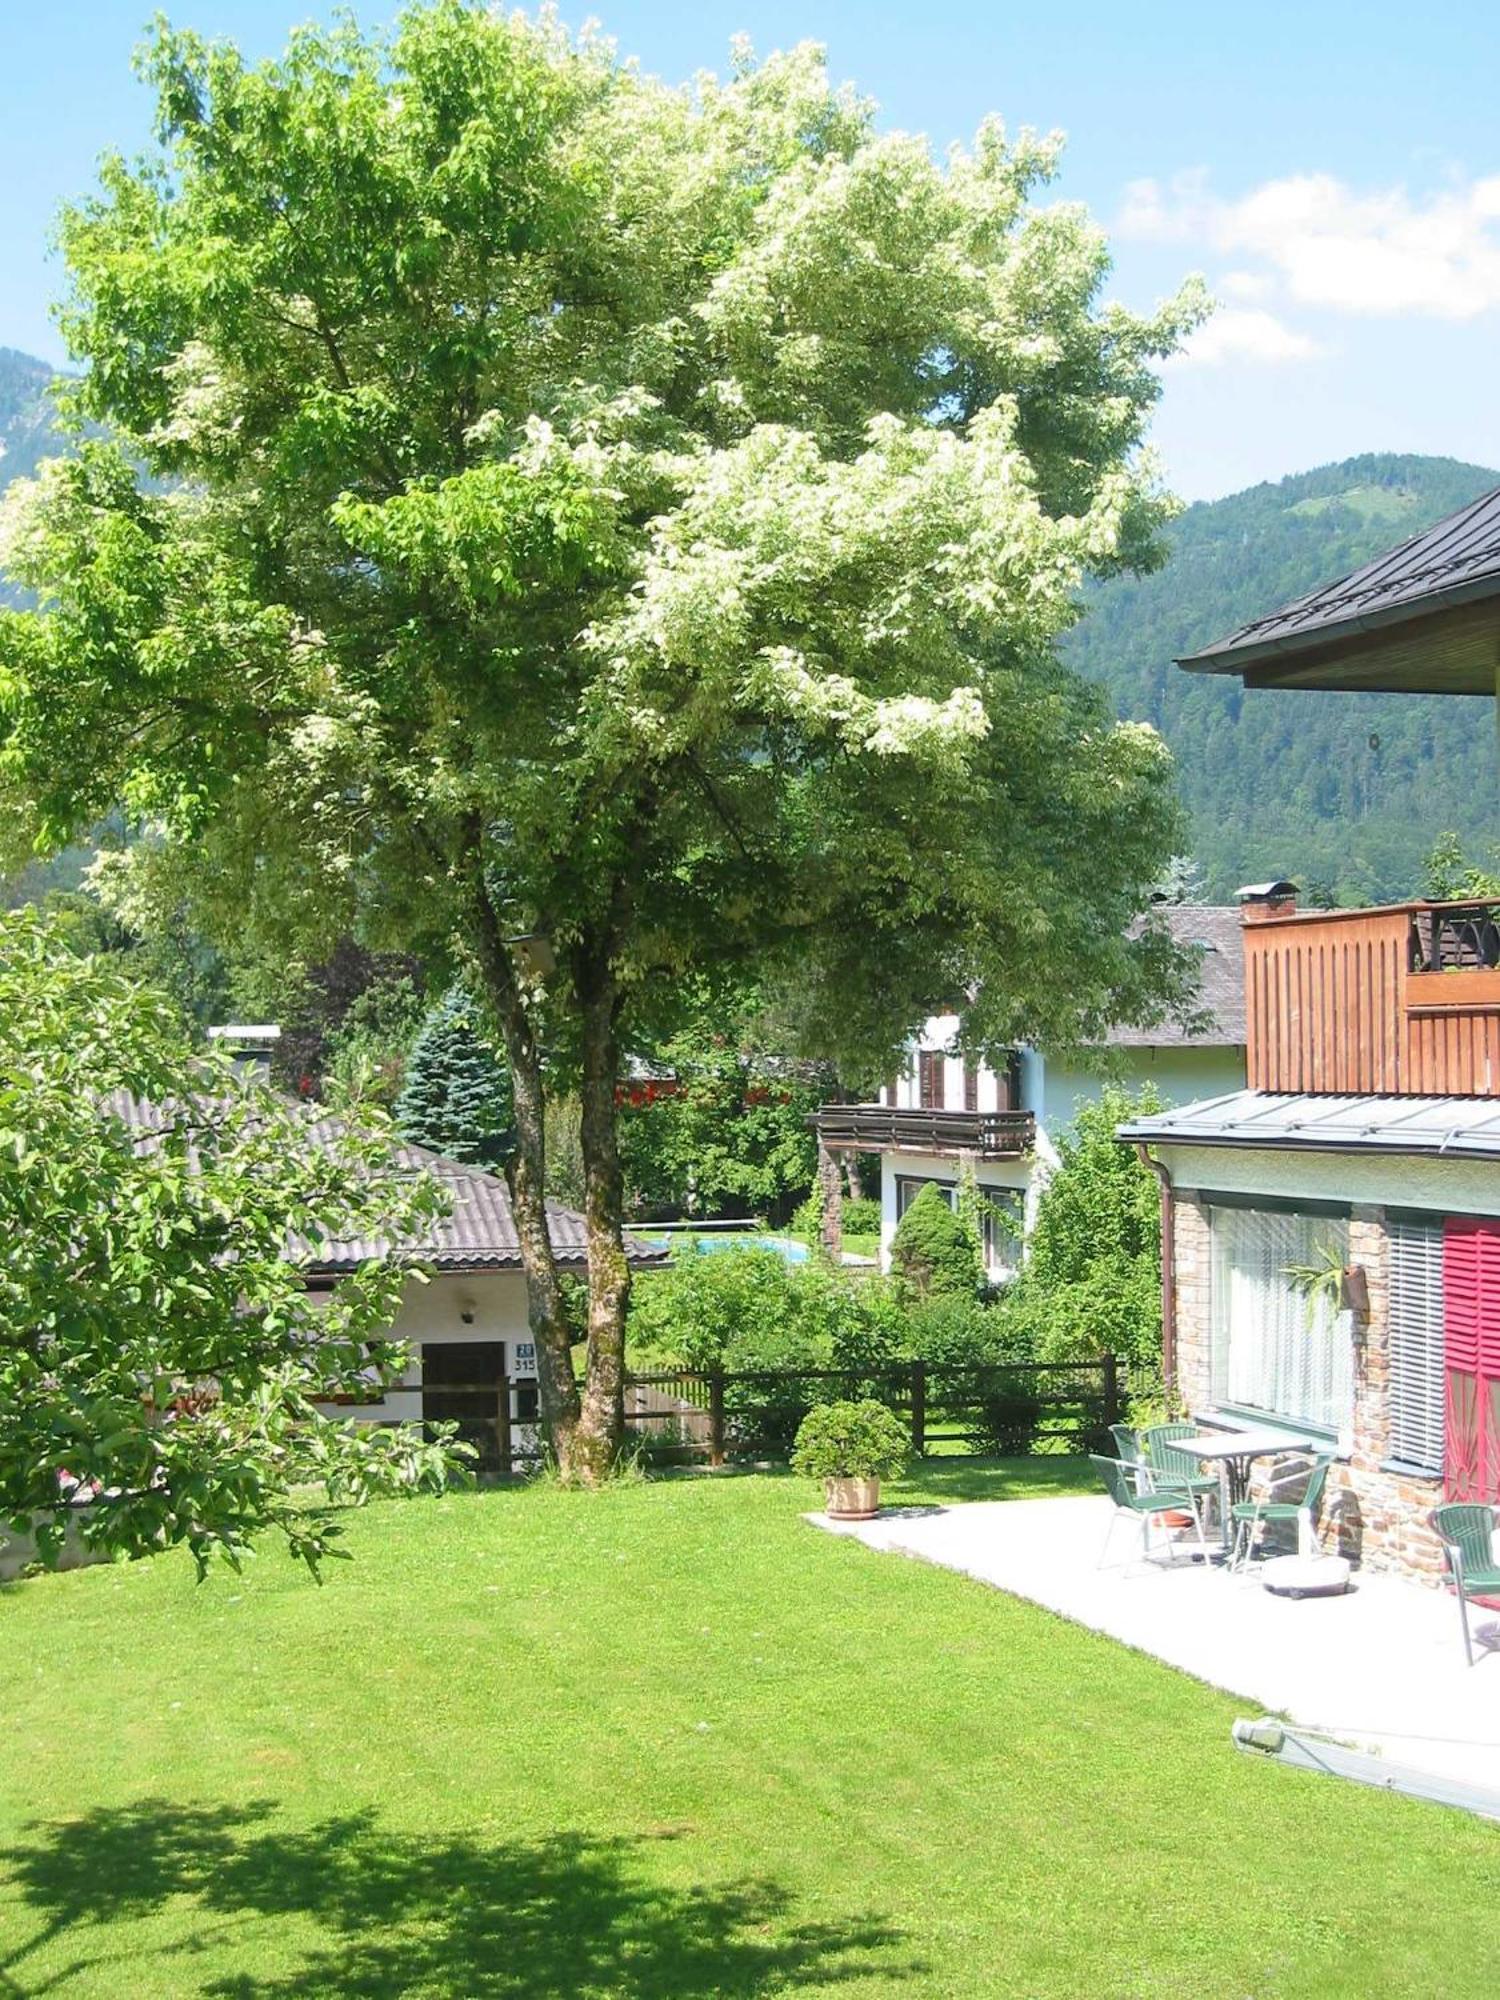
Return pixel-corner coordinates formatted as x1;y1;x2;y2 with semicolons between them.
3;1463;1499;1997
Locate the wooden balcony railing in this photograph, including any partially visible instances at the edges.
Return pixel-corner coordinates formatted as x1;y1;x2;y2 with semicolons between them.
812;1105;1035;1157
1245;900;1500;1096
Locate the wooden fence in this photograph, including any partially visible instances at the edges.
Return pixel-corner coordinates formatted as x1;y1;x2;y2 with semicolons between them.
452;1357;1123;1478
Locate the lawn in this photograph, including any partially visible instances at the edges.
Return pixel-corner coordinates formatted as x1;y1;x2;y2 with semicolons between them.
3;1461;1498;1997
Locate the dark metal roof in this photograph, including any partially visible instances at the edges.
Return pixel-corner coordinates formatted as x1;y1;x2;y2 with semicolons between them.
1108;905;1246;1049
103;1090;668;1274
1120;1089;1500;1161
1179;482;1500;693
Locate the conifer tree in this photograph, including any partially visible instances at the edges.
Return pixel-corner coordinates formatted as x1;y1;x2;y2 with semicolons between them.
396;988;514;1168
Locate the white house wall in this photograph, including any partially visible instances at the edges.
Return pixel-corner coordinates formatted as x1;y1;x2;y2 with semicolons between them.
877;1039;1248;1273
315;1268;538;1429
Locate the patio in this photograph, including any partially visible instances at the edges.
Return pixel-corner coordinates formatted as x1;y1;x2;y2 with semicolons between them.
815;1491;1500;1798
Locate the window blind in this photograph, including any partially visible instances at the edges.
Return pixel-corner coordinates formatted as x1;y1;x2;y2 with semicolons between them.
1388;1219;1444;1475
1210;1205;1352;1437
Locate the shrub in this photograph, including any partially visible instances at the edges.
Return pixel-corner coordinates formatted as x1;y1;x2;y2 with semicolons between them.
841;1195;882;1237
900;1293;1029;1369
889;1184;983;1299
628;1249;900;1371
790;1190;880;1243
791;1400;909;1482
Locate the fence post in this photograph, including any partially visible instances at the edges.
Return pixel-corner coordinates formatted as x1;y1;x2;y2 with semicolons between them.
498;1376;514;1480
1101;1353;1120;1434
910;1359;926;1458
708;1368;726;1468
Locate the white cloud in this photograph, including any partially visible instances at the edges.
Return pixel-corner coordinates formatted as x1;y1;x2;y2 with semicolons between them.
1220;269;1273;302
1168;306;1330;369
1121;168;1500;321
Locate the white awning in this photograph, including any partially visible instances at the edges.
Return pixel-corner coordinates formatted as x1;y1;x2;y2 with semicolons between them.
1119;1090;1500;1162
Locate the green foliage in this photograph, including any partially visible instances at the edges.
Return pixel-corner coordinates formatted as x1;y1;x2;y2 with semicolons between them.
0;5;1198;1092
0;909;459;1576
890;1184;983;1300
618;1028;821;1220
899;1293;1032;1369
626;1248;901;1376
841;1195;882;1238
543;1094;586;1211
1424;831;1500;901
395;986;513;1167
790;1400;909;1482
1062;452;1500;903
998;1085;1163;1370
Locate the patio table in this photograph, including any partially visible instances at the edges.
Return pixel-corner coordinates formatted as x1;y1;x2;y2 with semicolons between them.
1176;1427;1317;1552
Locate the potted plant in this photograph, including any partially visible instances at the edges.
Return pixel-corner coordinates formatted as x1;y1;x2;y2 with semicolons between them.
791;1399;909;1520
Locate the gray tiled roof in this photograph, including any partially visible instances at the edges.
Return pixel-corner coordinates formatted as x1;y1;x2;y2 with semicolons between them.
1108;905;1246;1048
103;1090;668;1273
1180;483;1500;674
1120;1089;1500;1161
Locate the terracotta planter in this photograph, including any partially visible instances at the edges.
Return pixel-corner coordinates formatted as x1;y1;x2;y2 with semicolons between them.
825;1475;881;1520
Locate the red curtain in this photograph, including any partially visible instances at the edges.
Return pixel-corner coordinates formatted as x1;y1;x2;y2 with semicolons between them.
1443;1219;1500;1501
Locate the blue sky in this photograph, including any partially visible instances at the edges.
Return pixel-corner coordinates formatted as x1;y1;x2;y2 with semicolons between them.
4;1;1500;498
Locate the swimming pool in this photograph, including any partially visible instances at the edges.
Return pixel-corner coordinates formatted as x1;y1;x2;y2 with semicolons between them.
641;1232;810;1264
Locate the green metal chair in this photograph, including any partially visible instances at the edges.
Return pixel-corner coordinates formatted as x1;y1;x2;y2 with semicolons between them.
1228;1454;1333;1574
1142;1423;1219;1516
1090;1454;1210;1569
1109;1423;1145;1492
1430;1503;1500;1666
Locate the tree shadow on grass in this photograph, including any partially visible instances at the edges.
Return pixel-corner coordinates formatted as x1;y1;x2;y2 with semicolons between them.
0;1800;915;1998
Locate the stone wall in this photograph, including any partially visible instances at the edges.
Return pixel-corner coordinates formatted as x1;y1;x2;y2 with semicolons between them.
1170;1191;1446;1582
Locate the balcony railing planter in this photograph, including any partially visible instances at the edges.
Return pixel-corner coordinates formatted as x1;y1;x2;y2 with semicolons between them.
1404;969;1500;1013
811;1105;1034;1158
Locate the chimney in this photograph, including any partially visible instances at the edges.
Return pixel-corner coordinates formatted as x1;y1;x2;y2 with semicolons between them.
208;1024;282;1078
1236;880;1299;925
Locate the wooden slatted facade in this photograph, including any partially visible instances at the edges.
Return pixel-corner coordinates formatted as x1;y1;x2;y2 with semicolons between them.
1245;902;1500;1096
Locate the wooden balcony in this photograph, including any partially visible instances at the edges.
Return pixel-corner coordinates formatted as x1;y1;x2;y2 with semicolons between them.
1245;900;1500;1096
812;1105;1035;1158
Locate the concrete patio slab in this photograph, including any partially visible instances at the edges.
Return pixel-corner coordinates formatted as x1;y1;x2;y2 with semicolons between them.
812;1493;1500;1796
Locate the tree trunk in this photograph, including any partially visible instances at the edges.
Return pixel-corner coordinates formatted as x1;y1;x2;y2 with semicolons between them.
844;1157;865;1202
465;864;582;1472
575;968;631;1484
817;1139;844;1262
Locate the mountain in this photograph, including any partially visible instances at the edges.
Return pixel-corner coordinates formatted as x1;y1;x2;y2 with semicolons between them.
1061;453;1500;905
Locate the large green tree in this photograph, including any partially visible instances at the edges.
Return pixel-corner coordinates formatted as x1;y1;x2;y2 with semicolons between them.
0;910;455;1576
0;7;1198;1480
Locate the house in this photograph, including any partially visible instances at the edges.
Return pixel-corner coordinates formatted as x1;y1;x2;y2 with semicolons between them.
111;1083;667;1474
1122;480;1500;1581
813;903;1247;1275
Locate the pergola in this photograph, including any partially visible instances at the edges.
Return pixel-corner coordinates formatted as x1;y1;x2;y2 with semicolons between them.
1178;482;1500;698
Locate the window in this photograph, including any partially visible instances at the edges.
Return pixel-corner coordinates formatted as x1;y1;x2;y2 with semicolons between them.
895;1176;1022;1273
918;1051;945;1110
1210;1204;1352;1438
1388;1219;1444;1475
963;1062;979;1113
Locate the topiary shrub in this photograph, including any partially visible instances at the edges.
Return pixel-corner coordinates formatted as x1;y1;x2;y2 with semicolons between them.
791;1399;909;1482
889;1184;983;1299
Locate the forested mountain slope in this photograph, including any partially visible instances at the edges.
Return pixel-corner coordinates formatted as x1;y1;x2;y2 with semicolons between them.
1062;453;1500;903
